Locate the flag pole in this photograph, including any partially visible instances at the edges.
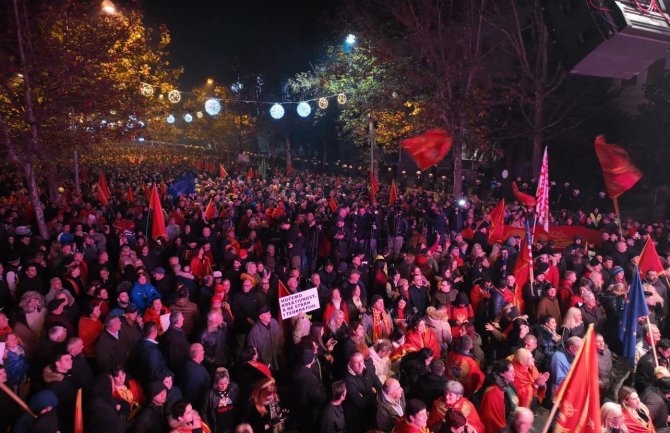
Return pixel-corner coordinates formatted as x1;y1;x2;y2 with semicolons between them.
646;315;659;368
540;325;595;433
0;381;37;418
612;197;624;238
526;220;535;301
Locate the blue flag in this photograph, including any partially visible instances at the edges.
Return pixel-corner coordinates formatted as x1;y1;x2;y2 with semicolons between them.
167;174;195;201
619;266;649;366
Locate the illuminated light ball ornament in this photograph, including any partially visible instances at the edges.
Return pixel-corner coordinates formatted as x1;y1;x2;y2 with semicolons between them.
183;113;193;123
337;93;347;104
296;102;311;117
270;103;285;119
318;97;329;109
196;111;204;119
166;114;175;124
140;83;154;97
168;90;181;104
205;98;221;116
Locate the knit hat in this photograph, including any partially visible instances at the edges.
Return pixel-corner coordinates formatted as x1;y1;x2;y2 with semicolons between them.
612;266;624;277
47;298;66;312
300;349;315;365
589;257;601;267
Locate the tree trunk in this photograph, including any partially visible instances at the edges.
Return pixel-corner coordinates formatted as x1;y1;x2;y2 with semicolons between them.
532;89;545;178
45;164;60;203
12;0;48;239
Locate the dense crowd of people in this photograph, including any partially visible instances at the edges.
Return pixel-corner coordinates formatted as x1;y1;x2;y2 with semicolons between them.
0;143;669;433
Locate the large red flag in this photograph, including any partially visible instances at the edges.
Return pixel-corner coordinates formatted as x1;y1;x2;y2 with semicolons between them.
389;180;398;207
247;167;254;179
512;181;536;207
594;135;642;198
204;198;216;221
278;280;292;320
370;171;379;204
487;199;506;244
205;161;215;173
512;231;531;314
96;186;109;206
551;325;601;433
150;185;166;239
219;163;229;178
400;129;453;170
639;237;664;275
98;173;111;198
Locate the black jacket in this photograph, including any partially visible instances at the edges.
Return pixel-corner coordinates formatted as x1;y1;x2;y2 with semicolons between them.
178;360;211;411
96;330;129;373
320;402;347;433
641;386;670;430
201;382;240;433
130;403;168;433
343;368;382;433
159;326;190;372
291;364;327;433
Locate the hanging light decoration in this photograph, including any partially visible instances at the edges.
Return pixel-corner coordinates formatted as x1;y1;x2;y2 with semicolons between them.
196;111;204;119
168;90;181;103
337;93;347;104
318;98;329;109
270;103;285;119
296;102;311;117
166;114;175;124
184;113;193;123
140;83;154;97
205;98;221;116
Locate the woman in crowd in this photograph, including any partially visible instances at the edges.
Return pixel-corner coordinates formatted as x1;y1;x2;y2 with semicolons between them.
618;386;656;433
244;378;287;433
561;307;586;340
601;402;629;433
202;369;240;433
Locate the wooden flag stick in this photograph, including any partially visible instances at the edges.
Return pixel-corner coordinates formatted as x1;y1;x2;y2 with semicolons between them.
646;316;659;368
0;381;37;418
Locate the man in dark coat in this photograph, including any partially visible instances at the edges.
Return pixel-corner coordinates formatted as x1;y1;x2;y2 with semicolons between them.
134;321;168;382
291;349;327;433
320;380;348;433
410;358;448;407
641;377;670;432
636;339;670;392
130;382;169;433
159;311;190;373
96;315;129;373
246;306;284;371
43;352;78;433
66;337;94;390
343;351;382;433
177;343;211;411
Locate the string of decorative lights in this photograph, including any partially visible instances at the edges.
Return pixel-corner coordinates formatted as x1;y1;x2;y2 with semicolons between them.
139;82;347;123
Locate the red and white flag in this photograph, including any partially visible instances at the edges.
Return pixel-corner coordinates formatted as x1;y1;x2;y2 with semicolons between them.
535;147;550;232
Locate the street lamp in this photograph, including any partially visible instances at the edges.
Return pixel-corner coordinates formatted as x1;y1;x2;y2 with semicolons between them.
101;0;116;15
345;34;356;45
207;78;214;85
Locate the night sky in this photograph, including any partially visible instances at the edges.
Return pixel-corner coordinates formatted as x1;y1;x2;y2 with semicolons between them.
142;0;343;91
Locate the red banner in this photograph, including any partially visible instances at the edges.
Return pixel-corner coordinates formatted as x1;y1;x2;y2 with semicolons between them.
503;225;602;249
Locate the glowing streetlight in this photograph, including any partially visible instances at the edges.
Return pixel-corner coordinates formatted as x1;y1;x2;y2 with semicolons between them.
345;34;356;45
101;0;116;15
207;78;214;85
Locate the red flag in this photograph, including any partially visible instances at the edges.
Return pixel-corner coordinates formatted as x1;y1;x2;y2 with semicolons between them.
639;237;664;275
370;171;379;204
204;198;216;221
127;186;134;203
594;135;642;198
74;388;83;433
160;182;167;199
400;129;453;170
205;161;215;173
287;162;294;175
247;167;254;179
389;180;398;207
219;163;229;178
98;173;111;198
512;232;531;314
551;325;601;433
96;186;108;206
196;160;203;171
278;280;292;320
487;199;505;244
512;181;536;207
536;147;550;232
328;197;338;213
150;185;166;239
